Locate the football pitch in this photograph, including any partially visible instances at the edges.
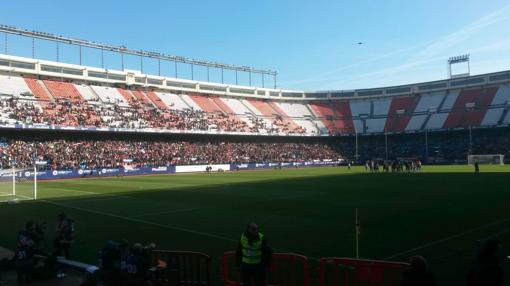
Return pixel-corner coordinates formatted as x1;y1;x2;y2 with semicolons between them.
1;165;509;285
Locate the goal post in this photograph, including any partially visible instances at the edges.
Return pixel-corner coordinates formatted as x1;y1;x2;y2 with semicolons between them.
0;164;38;203
468;154;504;165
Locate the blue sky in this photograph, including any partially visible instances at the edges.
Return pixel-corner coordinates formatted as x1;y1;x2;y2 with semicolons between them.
1;0;510;91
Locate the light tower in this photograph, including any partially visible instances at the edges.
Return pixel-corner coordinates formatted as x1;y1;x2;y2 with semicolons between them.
447;54;470;79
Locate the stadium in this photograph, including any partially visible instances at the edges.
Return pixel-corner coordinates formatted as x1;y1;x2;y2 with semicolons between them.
1;2;510;286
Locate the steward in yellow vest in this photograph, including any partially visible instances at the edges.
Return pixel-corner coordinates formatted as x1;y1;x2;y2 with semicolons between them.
235;223;272;286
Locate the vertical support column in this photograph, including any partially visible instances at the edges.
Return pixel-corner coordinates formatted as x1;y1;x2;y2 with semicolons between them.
385;133;388;160
101;48;104;68
140;55;144;73
158;59;161;76
355;208;360;258
12;165;15;196
4;32;7;55
121;52;124;71
56;42;60;62
191;63;194;80
261;74;265;88
32;38;35;58
221;68;224;84
34;164;37;200
79;46;83;65
33;147;37;200
355;130;359;163
424;129;429;163
235;70;238;85
249;72;252;87
468;125;472;155
174;61;178;78
207;67;210;82
274;74;277;89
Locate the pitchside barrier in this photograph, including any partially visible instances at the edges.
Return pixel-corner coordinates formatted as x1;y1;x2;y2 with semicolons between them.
222;251;311;286
2;161;339;182
151;250;211;286
319;258;409;286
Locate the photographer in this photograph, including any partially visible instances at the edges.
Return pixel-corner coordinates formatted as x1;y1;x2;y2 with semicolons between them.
14;225;37;284
54;213;76;259
12;221;58;283
18;221;45;252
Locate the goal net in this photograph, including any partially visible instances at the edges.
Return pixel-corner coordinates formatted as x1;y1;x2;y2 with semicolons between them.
467;154;505;165
0;166;37;202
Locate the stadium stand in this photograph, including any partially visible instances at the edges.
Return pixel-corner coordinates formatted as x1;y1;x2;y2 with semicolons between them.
0;74;33;96
43;80;84;103
276;101;320;134
179;93;203;110
155;91;188;110
0;139;342;170
189;93;224;113
23;77;52;100
90;85;130;106
331;102;355;134
145;90;168;109
308;102;336;134
74;84;100;102
442;87;498;129
1;54;510;166
384;96;419;133
1;74;510;137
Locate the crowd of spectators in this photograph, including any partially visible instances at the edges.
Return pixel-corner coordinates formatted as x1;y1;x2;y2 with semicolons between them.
328;128;510;163
0;96;308;134
0;127;509;171
0;139;341;170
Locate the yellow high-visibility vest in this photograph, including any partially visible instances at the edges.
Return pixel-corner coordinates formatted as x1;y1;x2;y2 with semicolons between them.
241;233;264;264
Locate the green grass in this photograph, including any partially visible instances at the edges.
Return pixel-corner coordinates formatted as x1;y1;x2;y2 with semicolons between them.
1;165;510;285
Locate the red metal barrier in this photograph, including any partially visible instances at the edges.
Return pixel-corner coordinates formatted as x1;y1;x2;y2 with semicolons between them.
222;251;310;286
319;258;409;286
151;250;211;286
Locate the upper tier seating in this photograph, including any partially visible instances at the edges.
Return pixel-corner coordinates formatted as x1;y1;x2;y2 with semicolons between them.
155;92;190;110
0;75;32;97
1;76;510;135
90;85;130;107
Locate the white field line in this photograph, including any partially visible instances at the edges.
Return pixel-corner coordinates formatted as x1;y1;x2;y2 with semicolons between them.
128;207;208;218
46;188;134;200
74;196;130;203
383;215;510;260
41;199;236;242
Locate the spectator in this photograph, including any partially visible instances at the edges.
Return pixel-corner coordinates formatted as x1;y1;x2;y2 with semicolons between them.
0;139;342;170
466;239;504;286
400;255;437;286
54;213;75;259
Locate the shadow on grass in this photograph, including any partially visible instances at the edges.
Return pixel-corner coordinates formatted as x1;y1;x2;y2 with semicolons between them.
1;170;509;286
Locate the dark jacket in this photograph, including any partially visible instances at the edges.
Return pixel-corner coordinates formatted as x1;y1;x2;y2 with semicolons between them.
466;261;504;286
401;269;437;286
